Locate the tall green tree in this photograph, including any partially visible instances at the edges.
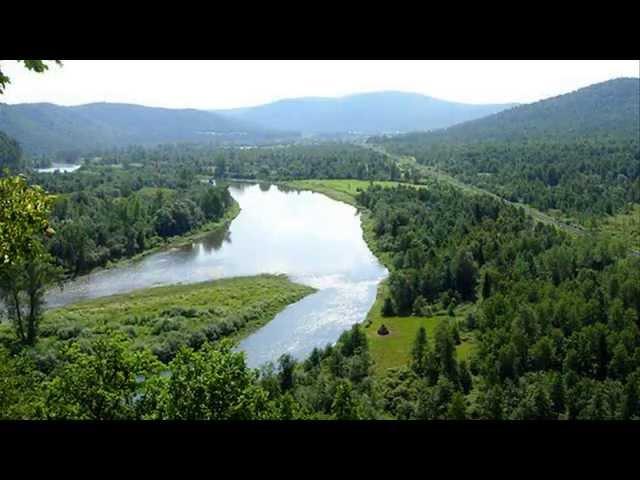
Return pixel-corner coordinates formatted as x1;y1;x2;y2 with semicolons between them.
410;326;428;376
44;335;161;420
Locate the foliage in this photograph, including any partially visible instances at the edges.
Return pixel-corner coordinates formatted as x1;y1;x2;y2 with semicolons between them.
0;173;55;265
0;60;62;95
35;274;315;362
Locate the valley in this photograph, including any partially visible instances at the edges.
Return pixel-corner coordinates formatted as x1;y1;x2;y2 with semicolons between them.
1;67;639;421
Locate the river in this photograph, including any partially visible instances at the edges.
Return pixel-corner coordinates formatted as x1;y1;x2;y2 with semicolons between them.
36;163;82;173
44;182;388;368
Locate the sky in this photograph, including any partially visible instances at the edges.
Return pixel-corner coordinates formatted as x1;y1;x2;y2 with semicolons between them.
1;60;638;110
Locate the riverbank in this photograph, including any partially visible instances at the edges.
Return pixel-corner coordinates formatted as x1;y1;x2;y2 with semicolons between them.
283;179;397;269
78;199;241;275
283;178;476;375
9;274;315;362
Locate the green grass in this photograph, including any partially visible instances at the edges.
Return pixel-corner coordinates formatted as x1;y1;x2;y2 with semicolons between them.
596;203;640;251
364;281;475;375
24;274;315;356
136;187;177;199
285;179;402;206
283;178;474;375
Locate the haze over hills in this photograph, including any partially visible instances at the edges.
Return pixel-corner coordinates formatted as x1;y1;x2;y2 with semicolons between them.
0;102;293;155
215;91;517;135
373;78;640;145
1;79;636;157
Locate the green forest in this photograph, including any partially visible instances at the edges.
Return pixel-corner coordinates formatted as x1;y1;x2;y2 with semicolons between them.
1;68;639;421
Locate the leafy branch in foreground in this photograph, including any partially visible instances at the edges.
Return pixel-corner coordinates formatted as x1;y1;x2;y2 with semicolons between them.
0;60;62;94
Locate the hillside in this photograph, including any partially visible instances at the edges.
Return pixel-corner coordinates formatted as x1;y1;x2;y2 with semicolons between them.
0;130;21;170
216;91;516;135
374;78;640;145
0;102;295;155
370;78;640;222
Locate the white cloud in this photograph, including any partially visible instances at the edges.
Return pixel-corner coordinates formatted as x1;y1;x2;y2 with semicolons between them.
1;60;638;109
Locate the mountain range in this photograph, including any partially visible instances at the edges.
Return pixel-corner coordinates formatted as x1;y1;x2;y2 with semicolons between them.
373;78;640;145
0;102;288;155
1;78;637;156
216;91;516;135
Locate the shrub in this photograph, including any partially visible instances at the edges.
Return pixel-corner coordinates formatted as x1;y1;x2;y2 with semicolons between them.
151;318;181;335
188;330;207;350
57;325;84;341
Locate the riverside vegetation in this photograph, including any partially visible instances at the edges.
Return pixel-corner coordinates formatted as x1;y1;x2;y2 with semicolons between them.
1;77;639;420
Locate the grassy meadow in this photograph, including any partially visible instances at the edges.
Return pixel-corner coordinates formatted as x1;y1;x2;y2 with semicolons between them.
364;281;475;375
5;274;315;361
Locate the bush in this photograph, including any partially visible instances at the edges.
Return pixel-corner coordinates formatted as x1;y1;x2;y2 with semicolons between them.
152;332;188;363
151;318;181;335
203;324;221;342
377;324;390;336
57;325;84;340
187;330;207;350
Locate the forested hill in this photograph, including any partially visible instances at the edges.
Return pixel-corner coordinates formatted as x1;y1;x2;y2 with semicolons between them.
0;130;21;171
372;78;640;145
0;102;297;155
216;91;516;135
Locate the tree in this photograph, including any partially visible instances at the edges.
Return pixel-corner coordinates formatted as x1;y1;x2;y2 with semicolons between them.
447;392;467;420
530;336;554;371
0;174;55;265
622;371;640;420
0;132;22;172
453;250;478;300
412;295;428;316
388;271;415;315
410;326;428;376
608;344;631;380
332;380;359;420
434;321;458;384
278;353;296;392
451;322;461;345
0;60;62;95
481;270;492;299
381;297;395;317
44;335;161;420
458;360;473;394
0;348;42;419
158;341;271;420
200;187;224;220
0;254;62;345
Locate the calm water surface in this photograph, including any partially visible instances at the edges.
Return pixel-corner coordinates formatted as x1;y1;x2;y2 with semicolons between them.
44;183;388;367
36;163;82;173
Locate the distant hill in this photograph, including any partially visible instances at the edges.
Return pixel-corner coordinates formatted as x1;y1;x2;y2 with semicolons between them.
373;78;640;145
216;91;516;135
0;102;294;155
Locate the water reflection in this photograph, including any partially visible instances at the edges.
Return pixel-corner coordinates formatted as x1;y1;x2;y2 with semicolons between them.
36;164;81;173
44;183;388;367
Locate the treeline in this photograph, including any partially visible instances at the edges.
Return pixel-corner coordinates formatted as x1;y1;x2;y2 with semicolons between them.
0;317;472;420
211;143;402;181
359;182;640;419
30;164;233;276
0;325;379;420
373;137;640;221
0;130;21;172
51;142;403;182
